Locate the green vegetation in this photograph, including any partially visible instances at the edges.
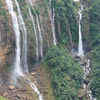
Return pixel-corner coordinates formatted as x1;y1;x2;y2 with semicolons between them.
54;0;78;48
89;0;100;49
0;0;100;100
0;96;7;100
90;47;100;100
87;1;100;100
44;46;83;100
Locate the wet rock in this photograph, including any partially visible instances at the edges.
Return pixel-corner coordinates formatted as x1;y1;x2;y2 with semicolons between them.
16;94;21;98
9;85;15;90
3;92;8;96
31;72;36;76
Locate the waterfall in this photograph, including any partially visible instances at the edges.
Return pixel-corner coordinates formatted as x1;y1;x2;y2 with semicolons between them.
27;0;43;59
83;59;96;100
28;8;39;61
36;14;43;58
15;0;28;73
30;82;43;100
49;0;57;46
78;5;84;57
6;0;23;76
74;0;79;2
23;76;43;100
28;0;33;6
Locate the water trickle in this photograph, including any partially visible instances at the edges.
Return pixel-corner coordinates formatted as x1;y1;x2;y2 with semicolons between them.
27;0;43;59
15;0;28;73
36;15;43;58
49;0;57;46
74;0;79;2
28;0;33;6
30;82;43;100
6;0;23;76
83;59;96;100
78;5;84;57
24;76;43;100
28;8;39;61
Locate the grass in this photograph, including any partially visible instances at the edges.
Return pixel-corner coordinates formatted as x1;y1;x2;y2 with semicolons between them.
0;96;7;100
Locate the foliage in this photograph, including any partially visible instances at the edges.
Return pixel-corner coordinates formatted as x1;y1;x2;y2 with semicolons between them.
45;46;83;100
90;47;100;100
86;1;100;100
0;96;8;100
88;0;100;49
54;0;79;46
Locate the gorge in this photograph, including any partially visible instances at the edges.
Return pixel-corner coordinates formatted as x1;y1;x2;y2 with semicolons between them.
0;0;100;100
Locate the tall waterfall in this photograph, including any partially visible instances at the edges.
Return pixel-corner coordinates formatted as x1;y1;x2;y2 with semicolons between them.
15;0;28;73
5;0;23;76
28;8;39;61
36;15;43;58
78;5;84;57
27;0;43;59
49;0;57;46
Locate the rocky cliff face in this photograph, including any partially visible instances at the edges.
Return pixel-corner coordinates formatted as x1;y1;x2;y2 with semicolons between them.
0;0;15;72
0;0;56;71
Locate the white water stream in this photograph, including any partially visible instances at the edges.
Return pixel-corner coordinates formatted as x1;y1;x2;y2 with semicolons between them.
78;5;84;57
26;0;44;99
49;0;57;45
15;0;28;73
27;0;43;59
6;0;43;100
36;14;43;58
29;81;43;100
75;1;96;100
83;59;96;100
24;76;43;100
6;0;23;76
28;8;39;61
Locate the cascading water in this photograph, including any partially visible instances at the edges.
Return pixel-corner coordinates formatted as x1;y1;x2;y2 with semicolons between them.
74;0;79;2
15;0;28;73
27;0;43;59
78;5;84;57
83;59;96;100
23;76;43;100
28;0;33;6
6;0;23;76
30;82;43;100
28;8;39;61
75;1;95;100
25;1;44;100
49;0;57;46
36;14;43;58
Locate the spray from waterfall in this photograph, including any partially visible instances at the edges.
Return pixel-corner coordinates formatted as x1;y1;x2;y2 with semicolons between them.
49;0;57;46
78;4;84;57
6;0;23;76
15;0;28;73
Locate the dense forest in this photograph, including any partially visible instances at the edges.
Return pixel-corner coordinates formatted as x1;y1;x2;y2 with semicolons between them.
0;0;100;100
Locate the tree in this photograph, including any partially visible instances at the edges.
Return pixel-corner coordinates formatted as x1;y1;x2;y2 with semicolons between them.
90;47;100;100
45;46;83;100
